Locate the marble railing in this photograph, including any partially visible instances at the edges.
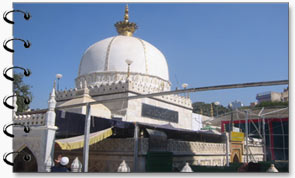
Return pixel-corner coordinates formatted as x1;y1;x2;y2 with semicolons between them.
14;111;46;126
56;78;192;108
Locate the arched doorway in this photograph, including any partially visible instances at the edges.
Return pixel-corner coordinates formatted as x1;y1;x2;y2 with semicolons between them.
233;154;240;163
13;147;38;172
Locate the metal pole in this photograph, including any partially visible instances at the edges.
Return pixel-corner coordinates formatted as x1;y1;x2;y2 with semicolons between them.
82;103;91;172
52;80;288;111
229;111;233;141
245;110;249;163
127;64;130;79
262;117;267;161
223;133;230;166
280;119;286;160
217;107;219;117
133;123;139;172
57;78;60;91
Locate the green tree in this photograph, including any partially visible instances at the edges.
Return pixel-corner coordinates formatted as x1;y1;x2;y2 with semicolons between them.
192;102;230;117
13;73;32;113
255;101;288;108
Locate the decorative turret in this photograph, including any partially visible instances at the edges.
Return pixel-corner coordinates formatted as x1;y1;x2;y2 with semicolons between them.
45;80;57;127
71;157;83;172
82;80;90;97
41;80;58;172
48;81;56;111
181;162;193;172
117;160;130;172
114;5;138;36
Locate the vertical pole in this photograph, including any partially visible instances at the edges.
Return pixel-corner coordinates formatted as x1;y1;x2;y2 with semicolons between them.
217;107;218;117
262;117;267;161
133;123;139;172
245;110;249;163
268;121;273;161
127;64;130;79
279;119;286;160
223;133;230;166
57;78;60;91
83;103;91;172
210;104;213;117
229;111;233;141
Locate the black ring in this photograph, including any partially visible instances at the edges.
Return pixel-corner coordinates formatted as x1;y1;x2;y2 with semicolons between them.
3;151;31;166
3;94;30;110
3;152;18;166
3;10;31;24
3;123;30;138
3;66;31;81
3;38;31;53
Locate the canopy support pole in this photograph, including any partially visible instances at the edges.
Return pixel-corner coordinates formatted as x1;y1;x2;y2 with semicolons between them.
133;123;139;172
245;110;249;163
262;117;267;161
83;104;91;172
223;132;230;166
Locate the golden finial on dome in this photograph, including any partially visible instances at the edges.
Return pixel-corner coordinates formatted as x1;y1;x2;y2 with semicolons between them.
115;4;138;36
124;4;129;22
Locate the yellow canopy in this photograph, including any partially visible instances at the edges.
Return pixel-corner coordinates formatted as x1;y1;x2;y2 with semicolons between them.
55;127;113;150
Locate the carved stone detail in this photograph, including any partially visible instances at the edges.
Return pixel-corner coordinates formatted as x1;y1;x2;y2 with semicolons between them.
57;73;192;108
167;140;226;154
90;138;134;152
14;112;46;126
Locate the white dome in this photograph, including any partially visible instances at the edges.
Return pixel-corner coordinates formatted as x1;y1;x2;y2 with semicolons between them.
78;35;169;81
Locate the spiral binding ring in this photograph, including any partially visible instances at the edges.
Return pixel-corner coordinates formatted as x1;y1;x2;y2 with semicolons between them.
3;123;30;138
3;66;31;81
3;10;31;24
3;151;31;166
3;38;31;53
2;9;32;168
3;95;30;110
3;152;18;166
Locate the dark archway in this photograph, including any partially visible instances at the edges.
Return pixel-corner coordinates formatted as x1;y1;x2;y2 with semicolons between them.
13;147;38;172
233;154;240;163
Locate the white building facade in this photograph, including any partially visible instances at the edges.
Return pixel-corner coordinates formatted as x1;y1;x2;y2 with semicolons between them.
11;6;265;172
55;5;193;130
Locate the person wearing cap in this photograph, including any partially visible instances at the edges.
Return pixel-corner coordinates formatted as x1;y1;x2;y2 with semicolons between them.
51;156;70;172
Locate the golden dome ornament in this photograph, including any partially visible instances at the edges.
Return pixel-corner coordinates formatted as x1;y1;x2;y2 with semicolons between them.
114;5;138;36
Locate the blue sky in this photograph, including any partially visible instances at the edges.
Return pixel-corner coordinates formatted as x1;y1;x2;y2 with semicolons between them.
13;3;288;109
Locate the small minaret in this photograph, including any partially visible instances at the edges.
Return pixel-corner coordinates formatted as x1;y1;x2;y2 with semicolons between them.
46;81;57;126
82;80;90;97
117;160;130;172
40;80;58;172
181;162;193;172
210;103;214;117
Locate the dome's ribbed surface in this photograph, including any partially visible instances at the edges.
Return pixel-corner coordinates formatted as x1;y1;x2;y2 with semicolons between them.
78;35;169;81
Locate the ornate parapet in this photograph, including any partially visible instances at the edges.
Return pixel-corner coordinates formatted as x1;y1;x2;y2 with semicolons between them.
55;81;129;101
245;146;264;155
56;73;192;108
152;94;192;108
14;111;47;126
55;88;79;101
75;72;171;92
243;139;264;155
89;80;129;96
